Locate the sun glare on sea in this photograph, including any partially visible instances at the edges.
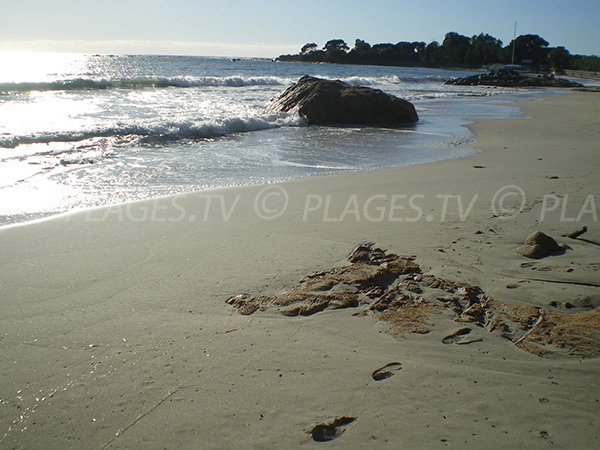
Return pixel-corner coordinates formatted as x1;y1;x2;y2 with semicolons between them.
0;52;87;83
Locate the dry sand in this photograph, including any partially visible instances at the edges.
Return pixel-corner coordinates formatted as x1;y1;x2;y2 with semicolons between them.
1;91;599;449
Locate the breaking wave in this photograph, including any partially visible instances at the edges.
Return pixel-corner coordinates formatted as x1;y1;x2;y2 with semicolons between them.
334;74;449;86
0;76;294;93
0;113;306;149
0;73;453;94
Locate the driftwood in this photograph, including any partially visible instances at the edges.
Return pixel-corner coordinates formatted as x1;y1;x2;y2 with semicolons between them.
523;277;600;288
563;226;588;239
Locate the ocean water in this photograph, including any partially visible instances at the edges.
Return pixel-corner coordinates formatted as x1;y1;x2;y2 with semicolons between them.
0;53;539;226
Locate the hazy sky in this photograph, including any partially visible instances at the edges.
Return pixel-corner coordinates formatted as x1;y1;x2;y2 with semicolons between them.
1;0;598;57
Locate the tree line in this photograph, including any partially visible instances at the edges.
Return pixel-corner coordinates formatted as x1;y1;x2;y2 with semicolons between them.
277;32;600;72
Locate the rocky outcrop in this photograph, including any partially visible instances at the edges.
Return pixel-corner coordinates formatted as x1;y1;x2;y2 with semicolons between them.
270;76;418;125
445;69;584;88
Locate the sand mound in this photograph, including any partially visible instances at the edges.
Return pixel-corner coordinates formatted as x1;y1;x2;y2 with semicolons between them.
515;231;566;259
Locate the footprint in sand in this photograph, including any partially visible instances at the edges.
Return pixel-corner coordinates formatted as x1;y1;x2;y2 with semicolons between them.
442;327;472;344
371;362;402;381
309;417;356;442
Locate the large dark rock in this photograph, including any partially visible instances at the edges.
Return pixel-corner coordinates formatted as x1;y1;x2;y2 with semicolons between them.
445;69;583;88
270;75;418;125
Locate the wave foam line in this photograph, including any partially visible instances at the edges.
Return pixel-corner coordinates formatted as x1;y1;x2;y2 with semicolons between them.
319;75;450;86
0;114;306;148
0;73;454;93
0;76;293;93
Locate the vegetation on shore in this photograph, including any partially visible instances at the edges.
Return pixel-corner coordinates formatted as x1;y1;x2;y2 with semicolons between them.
277;32;600;72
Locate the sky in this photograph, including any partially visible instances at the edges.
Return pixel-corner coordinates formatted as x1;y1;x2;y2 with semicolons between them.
0;0;598;57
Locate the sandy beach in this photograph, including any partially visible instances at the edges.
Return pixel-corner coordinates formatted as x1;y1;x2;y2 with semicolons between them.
1;91;599;448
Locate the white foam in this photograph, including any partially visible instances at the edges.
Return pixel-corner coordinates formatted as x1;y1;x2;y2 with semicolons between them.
0;76;294;93
0;113;307;149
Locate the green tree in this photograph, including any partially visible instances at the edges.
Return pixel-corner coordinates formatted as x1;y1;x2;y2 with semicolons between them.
300;43;318;55
323;39;349;53
425;41;444;66
277;30;600;71
348;39;372;63
548;46;571;72
467;33;503;66
393;41;422;64
504;34;549;66
323;39;350;62
412;41;427;64
371;43;397;62
353;39;371;54
442;32;471;65
568;55;600;71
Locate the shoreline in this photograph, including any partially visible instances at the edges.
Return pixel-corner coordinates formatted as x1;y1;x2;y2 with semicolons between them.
1;55;549;229
1;88;535;230
1;91;599;448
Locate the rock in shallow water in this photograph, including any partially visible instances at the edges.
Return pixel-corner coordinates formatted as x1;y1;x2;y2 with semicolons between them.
445;69;583;88
270;75;418;126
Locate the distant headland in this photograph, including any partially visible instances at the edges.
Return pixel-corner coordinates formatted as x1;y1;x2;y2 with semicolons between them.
276;32;600;73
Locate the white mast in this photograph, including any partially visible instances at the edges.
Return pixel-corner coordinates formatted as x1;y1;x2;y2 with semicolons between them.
511;21;517;65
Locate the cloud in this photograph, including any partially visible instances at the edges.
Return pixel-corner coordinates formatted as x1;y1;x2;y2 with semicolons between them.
0;39;299;57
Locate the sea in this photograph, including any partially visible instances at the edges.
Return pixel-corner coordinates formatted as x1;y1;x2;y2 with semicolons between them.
0;53;567;227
